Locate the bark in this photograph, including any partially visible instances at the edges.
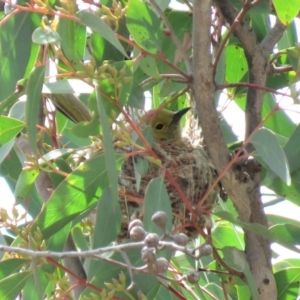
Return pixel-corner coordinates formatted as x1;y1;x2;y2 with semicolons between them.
192;0;285;299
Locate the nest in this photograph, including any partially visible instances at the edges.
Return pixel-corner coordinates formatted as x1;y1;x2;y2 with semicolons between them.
117;136;220;240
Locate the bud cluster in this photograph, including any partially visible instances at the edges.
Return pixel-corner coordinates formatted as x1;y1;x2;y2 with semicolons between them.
128;211;213;281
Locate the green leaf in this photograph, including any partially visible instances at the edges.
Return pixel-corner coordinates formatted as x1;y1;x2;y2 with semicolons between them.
34;153;122;238
78;11;128;58
22;269;49;300
72;226;89;251
272;0;300;25
250;13;269;42
0;271;31;300
0;259;29;280
88;188;122;279
96;86;121;212
14;168;40;204
269;224;300;244
225;45;248;83
0;148;22;192
144;177;172;234
126;0;162;54
138;55;160;79
222;247;258;300
283;124;300;173
92;187;121;248
0;80;26;115
268;170;300;206
0;140;15;164
213;221;244;250
275;268;300;300
251;128;291;185
0;12;34;101
215;210;300;253
0;116;25;146
32;26;61;45
57;19;86;71
25;65;46;155
42;80;93;94
273;258;300;272
38;149;75;166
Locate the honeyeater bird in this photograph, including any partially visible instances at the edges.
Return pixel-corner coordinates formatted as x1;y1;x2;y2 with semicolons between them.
141;107;191;142
117;107;220;239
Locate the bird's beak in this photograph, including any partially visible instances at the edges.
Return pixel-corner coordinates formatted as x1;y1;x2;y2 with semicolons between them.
171;107;191;124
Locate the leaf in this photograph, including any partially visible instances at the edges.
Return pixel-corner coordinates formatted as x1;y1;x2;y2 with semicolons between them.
92;187;121;249
42;80;93;94
215;211;300;254
273;258;300;272
272;0;300;25
0;271;31;300
283;124;300;173
0;140;16;165
57;19;86;71
225;45;248;83
275;268;300;300
96;86;121;213
32;26;61;45
144;177;172;234
34;153;123;238
212;221;244;250
78;11;128;58
0;116;25;147
126;0;162;54
38;149;75;166
0;12;34;101
138;55;160;79
14;168;40;204
222;247;258;300
22;270;49;300
251;128;291;185
25;65;46;156
269;224;300;244
88;188;122;279
0;259;29;280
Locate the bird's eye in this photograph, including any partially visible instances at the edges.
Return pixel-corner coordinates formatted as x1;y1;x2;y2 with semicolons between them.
155;123;164;130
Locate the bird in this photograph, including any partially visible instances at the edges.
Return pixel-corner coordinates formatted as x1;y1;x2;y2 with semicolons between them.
140;107;191;142
116;107;220;240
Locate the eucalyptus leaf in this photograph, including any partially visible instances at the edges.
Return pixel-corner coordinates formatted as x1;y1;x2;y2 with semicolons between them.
251;128;291;185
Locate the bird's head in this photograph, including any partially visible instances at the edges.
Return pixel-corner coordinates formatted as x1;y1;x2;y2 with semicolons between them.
142;107;191;142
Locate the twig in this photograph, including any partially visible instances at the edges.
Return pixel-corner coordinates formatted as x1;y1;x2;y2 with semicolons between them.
149;0;192;75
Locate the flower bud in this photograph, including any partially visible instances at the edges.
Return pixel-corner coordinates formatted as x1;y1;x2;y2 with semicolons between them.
173;233;188;246
144;233;160;248
128;219;144;233
186;270;199;284
199;243;213;257
129;226;146;241
155;257;169;273
141;247;156;265
151;211;167;229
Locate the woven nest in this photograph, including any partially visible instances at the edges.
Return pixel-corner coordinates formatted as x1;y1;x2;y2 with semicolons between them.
117;136;220;240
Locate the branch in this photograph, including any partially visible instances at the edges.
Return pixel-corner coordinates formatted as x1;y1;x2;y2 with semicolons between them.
149;0;192;74
192;1;281;299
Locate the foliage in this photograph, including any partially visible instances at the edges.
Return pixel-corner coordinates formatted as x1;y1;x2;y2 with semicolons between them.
0;0;300;299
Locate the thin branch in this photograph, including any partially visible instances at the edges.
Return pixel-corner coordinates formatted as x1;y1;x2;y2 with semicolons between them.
149;0;192;75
